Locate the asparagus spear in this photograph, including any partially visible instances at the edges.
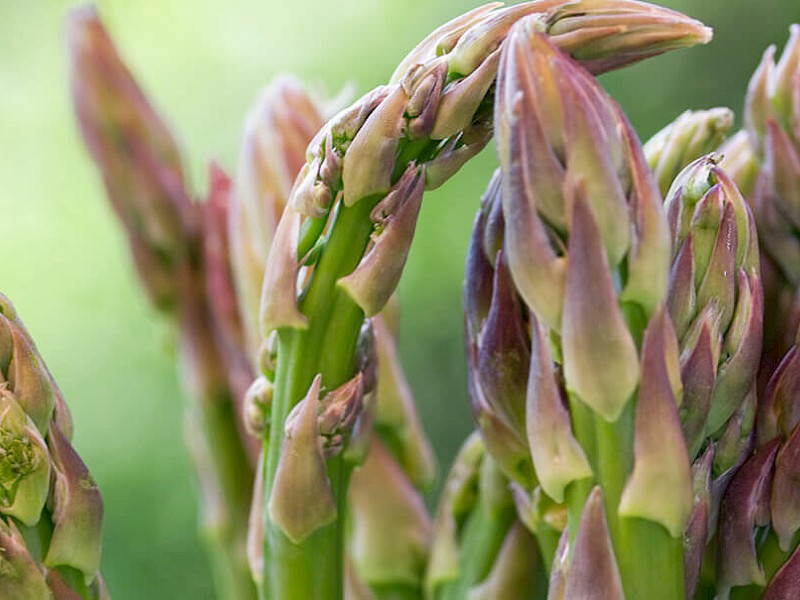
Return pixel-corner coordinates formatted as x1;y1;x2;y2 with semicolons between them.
480;16;744;598
67;9;257;598
0;293;107;599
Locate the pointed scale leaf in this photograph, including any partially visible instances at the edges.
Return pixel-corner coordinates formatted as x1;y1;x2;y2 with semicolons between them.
260;206;307;333
466;521;539;600
0;521;50;600
707;270;763;435
684;445;715;599
693;190;738;331
745;45;775;149
619;307;693;537
559;63;631;268
771;423;800;551
342;85;408;205
679;321;717;459
478;249;530;435
759;346;800;446
527;317;592;503
268;375;336;544
716;439;781;595
349;438;431;587
495;28;567;330
44;425;104;579
763;543;800;600
619;111;672;317
339;165;425;317
562;188;640;422
563;487;624;600
668;233;697;341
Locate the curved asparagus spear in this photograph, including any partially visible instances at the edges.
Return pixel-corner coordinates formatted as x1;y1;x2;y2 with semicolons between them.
258;2;710;597
0;293;107;599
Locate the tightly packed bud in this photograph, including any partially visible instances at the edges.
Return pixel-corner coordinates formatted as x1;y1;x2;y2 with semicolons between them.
665;157;763;467
230;77;325;358
645;107;734;195
718;131;761;198
0;294;105;597
710;317;800;598
67;6;196;314
496;18;671;338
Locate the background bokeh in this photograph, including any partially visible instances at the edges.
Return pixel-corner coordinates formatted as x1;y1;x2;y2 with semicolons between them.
1;0;799;597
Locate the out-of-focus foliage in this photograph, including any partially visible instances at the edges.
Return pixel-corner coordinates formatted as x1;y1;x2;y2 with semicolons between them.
0;0;798;597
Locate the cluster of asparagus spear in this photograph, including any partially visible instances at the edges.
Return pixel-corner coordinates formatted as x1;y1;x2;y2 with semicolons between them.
5;0;799;597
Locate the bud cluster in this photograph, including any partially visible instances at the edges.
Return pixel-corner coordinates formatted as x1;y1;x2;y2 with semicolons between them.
0;294;106;598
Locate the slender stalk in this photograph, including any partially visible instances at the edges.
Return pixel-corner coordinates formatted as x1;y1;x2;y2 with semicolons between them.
437;495;515;600
370;586;423;600
262;198;377;599
593;405;634;546
179;284;257;600
565;397;595;547
194;393;256;600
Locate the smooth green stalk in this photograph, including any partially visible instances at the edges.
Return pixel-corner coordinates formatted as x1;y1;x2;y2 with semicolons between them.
370;585;422;600
533;525;561;573
565;396;595;546
262;198;377;599
593;405;633;545
436;494;515;600
197;393;257;600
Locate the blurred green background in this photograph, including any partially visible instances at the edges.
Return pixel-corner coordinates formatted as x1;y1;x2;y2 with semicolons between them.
1;0;798;597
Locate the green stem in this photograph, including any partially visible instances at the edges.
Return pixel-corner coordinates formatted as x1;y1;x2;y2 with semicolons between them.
593;391;684;599
594;405;633;546
195;393;258;600
565;395;595;547
176;288;257;600
532;525;561;573
371;585;423;600
437;493;515;600
262;198;377;600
